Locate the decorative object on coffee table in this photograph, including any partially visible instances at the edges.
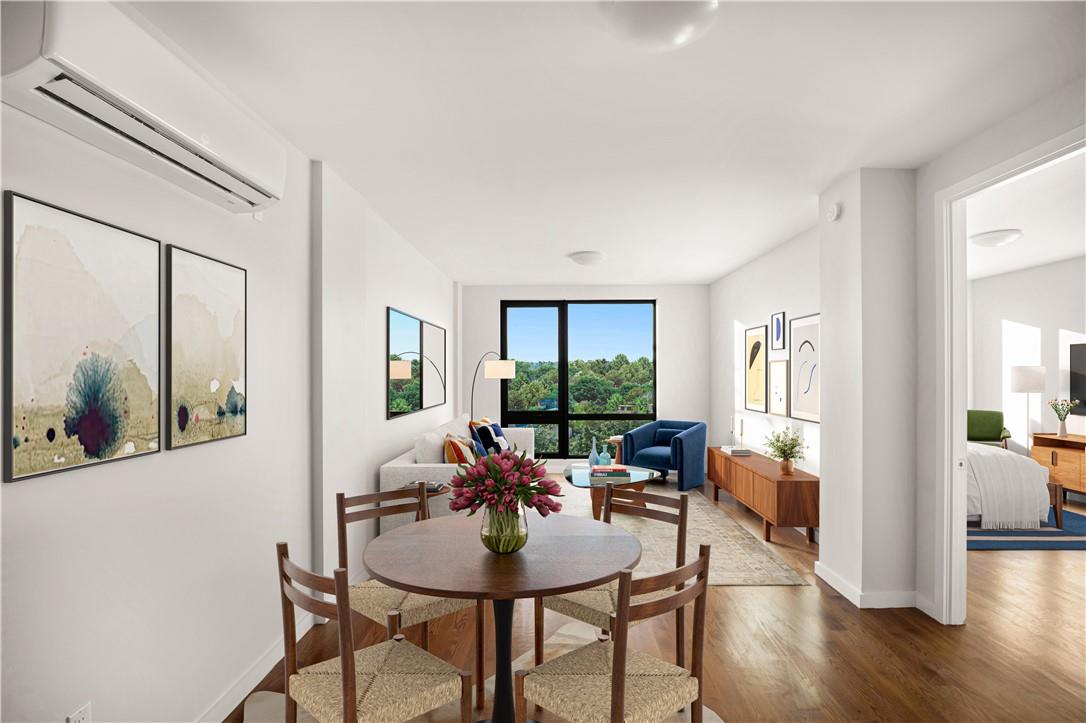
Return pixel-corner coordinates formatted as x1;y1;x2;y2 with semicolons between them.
765;428;805;476
1049;399;1080;438
564;463;662;520
450;449;561;553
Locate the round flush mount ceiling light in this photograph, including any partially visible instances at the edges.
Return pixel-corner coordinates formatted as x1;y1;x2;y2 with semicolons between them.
969;229;1023;248
597;1;720;53
568;250;607;266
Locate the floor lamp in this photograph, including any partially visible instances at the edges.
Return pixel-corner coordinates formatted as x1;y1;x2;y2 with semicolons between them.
1010;365;1045;453
469;351;515;420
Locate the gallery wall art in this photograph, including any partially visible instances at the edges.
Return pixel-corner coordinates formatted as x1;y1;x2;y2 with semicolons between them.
744;325;767;413
387;307;423;418
768;359;789;416
4;192;161;481
771;311;786;350
166;246;247;448
789;313;820;423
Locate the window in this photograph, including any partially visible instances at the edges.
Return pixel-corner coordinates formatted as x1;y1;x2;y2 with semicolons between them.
501;300;656;458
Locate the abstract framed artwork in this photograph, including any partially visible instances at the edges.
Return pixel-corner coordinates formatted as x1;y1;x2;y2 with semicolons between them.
421;320;447;409
770;311;786;350
387;307;422;418
768;359;789;416
166;246;247;449
744;325;767;413
789;313;820;423
4;192;161;482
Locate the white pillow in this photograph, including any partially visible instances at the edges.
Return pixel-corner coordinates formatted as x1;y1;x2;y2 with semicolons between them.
436;414;471;441
413;430;446;464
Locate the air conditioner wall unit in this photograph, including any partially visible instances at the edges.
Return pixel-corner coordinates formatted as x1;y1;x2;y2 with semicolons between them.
2;1;286;213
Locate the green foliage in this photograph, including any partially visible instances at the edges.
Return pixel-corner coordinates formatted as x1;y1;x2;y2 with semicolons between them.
764;428;806;462
508;355;654;414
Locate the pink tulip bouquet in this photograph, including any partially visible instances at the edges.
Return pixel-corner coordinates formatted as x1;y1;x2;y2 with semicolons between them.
449;449;562;552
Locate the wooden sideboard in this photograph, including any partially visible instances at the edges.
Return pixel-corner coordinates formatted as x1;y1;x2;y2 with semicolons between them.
707;447;819;543
1031;433;1085;495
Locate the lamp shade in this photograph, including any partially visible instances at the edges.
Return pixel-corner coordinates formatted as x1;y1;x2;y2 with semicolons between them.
1010;365;1046;393
389;359;413;380
484;359;516;380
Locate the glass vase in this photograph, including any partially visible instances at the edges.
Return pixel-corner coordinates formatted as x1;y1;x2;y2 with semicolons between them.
480;504;528;554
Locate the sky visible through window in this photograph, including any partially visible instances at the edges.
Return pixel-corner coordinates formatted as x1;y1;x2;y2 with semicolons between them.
507;303;653;362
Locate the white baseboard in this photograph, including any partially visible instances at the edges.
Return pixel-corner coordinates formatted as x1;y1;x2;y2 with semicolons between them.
196;613;314;722
813;561;862;606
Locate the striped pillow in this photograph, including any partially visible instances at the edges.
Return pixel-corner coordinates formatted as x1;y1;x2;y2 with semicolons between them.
470;418;510;455
444;434;477;465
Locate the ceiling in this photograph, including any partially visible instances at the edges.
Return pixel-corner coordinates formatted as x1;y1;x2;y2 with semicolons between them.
966;150;1085;280
132;2;1085;285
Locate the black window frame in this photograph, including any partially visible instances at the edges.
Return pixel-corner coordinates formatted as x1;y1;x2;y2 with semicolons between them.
500;299;657;458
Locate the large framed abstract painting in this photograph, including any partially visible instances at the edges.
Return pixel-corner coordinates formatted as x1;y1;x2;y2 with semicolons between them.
744;325;767;413
789;313;820;423
421;321;447;409
166;246;246;449
4;192;160;482
768;360;789;416
387;307;422;418
770;311;786;350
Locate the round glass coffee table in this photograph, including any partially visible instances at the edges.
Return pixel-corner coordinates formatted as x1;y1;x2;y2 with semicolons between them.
563;463;662;520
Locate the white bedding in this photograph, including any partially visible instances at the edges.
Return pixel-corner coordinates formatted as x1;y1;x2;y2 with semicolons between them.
966;442;1049;529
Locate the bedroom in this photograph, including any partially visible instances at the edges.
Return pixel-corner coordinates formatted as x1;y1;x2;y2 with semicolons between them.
962;148;1085;558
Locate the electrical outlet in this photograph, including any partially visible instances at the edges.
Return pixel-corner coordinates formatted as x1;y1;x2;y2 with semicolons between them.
66;702;91;723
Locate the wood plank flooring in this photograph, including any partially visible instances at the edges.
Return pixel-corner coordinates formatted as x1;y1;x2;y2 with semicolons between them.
230;491;1086;722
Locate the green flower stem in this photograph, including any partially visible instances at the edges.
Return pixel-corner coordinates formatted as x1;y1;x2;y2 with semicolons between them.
482;507;527;553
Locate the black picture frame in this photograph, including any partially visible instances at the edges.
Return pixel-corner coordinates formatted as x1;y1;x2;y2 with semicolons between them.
744;325;768;413
387;306;447;419
770;311;786;350
421;320;447;410
4;191;162;482
165;245;248;450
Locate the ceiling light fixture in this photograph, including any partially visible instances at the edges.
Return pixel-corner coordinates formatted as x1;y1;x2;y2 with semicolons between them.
597;1;720;53
568;250;607;266
969;229;1023;248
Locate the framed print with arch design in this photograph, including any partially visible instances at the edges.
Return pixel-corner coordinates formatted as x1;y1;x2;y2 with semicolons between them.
789;313;820;423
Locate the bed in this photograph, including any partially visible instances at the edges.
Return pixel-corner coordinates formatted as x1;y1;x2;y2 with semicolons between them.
966;442;1061;529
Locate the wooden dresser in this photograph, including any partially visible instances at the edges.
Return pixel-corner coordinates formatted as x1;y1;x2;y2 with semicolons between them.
1031;433;1085;494
707;447;819;542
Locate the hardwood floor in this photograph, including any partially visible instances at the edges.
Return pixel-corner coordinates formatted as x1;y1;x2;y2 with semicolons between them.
231;492;1086;722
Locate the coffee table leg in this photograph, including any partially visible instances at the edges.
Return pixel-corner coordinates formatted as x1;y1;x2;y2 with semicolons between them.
488;598;516;723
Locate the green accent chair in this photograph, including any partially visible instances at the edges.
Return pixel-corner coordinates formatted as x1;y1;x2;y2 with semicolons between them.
967;410;1011;448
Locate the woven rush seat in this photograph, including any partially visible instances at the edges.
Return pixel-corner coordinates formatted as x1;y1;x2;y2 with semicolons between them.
349;579;474;628
289;638;462;723
522;640;699;723
543;581;674;631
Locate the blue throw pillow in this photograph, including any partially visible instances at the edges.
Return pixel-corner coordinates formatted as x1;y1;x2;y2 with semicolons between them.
654;428;682;446
471;420;511;456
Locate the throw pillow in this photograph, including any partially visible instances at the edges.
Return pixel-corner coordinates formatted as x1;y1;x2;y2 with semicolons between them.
443;434;477;465
470;418;511;455
413;429;446;464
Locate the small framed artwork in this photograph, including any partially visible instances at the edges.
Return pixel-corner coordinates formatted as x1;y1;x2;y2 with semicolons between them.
744;325;768;413
4;192;161;481
166;246;247;449
768;360;789;416
789;313;820;423
770;311;786;350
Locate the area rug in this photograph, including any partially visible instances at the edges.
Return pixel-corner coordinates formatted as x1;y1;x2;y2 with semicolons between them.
242;620;725;722
967;508;1086;550
550;477;805;586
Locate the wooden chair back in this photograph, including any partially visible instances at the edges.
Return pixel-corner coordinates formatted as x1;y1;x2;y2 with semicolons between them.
609;544;711;723
276;541;359;723
336;482;429;569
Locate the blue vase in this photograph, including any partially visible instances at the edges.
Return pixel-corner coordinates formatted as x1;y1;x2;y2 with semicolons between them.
599;447;612;466
588;438;600;467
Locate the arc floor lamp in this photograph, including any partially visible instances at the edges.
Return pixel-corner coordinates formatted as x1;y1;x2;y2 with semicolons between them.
470;351;515;420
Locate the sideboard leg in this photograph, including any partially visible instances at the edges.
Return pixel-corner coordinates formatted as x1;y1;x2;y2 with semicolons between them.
763;519;772;542
807;527;816;544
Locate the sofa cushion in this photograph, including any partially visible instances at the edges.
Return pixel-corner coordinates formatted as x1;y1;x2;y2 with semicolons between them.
631;445;672;471
413;430;446;464
654;428;682;446
471;418;510;455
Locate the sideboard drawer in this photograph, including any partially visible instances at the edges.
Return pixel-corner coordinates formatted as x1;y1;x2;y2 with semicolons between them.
1034;446;1084;492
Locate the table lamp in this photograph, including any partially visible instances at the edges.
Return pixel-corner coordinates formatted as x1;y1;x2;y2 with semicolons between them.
1010;365;1045;452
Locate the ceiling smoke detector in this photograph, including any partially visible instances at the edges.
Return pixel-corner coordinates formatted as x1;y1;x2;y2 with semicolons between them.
969;229;1023;248
597;1;720;53
568;250;607;266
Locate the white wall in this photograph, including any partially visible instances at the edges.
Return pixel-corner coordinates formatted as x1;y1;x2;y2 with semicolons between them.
969;257;1086;446
914;81;1086;620
311;162;456;579
1;106;312;721
459;284;710;439
708;228;821;474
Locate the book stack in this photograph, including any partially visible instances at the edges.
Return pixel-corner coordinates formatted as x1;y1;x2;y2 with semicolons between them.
590;464;631;485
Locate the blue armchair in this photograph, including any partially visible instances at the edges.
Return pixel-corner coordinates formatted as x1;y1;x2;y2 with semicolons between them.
622;420;707;491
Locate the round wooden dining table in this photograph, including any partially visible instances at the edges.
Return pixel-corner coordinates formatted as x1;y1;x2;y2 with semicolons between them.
363;513;642;723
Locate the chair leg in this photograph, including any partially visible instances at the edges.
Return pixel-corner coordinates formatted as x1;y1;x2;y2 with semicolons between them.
533;596;544;665
459;671;473;723
386;610;400;640
676;607;685;669
285;693;297;723
514;670;528;723
421;619;430;650
475;600;485;709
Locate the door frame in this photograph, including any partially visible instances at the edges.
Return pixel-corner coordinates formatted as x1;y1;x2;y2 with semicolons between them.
933;128;1084;625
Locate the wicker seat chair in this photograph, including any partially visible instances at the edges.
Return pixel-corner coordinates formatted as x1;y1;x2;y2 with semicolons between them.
275;542;472;723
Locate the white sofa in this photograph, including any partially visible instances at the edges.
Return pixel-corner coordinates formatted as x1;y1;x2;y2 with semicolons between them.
378;414;535;533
